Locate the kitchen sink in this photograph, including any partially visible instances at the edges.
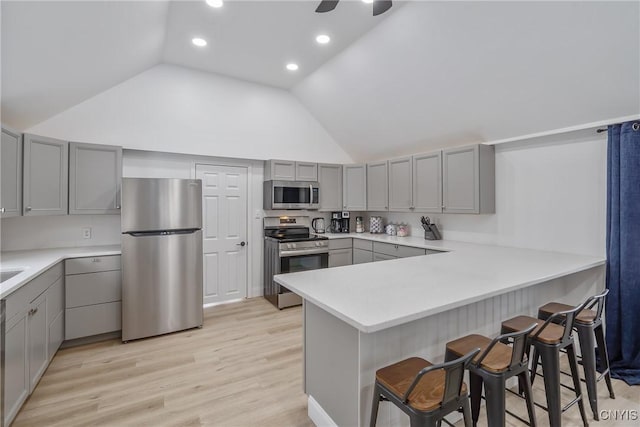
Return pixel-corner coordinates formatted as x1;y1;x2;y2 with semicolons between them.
0;269;23;283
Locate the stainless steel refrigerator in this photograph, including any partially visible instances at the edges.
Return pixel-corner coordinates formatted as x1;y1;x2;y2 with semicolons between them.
121;178;203;342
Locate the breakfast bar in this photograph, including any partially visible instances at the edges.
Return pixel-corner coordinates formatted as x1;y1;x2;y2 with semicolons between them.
274;238;605;427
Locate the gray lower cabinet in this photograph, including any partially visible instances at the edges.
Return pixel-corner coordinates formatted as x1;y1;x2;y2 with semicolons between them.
3;263;64;427
318;163;343;211
366;161;388;211
343;164;367;210
373;242;426;258
388;156;413;211
373;252;396;262
413;151;442;213
442;144;495;214
329;249;353;268
1;127;22;218
22;134;69;216
65;256;122;340
353;248;374;264
69;142;122;214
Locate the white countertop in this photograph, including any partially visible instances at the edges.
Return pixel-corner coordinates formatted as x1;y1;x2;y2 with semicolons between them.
275;236;605;333
0;245;121;299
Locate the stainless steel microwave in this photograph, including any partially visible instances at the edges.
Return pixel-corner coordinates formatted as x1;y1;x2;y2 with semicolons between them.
264;180;319;210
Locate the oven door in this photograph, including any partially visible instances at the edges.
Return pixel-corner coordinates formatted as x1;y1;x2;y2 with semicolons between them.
265;181;319;210
279;252;328;291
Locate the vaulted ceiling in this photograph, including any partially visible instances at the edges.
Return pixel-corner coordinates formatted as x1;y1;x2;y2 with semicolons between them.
2;1;639;162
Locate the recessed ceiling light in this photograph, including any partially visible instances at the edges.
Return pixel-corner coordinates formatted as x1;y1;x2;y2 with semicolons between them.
316;34;331;44
192;37;207;47
362;0;374;3
206;0;223;8
286;63;299;71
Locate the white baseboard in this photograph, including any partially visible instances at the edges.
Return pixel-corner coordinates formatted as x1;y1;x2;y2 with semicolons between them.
308;395;338;427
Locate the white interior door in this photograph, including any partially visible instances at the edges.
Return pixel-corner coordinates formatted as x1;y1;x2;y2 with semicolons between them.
196;164;248;305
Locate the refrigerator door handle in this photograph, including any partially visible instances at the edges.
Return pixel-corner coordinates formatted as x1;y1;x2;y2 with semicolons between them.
125;228;201;237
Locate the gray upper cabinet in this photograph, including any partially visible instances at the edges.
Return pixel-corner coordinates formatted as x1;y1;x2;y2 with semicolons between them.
23;134;69;216
343;164;367;210
366;161;388;211
1;126;22;218
69;142;122;214
264;160;296;181
295;162;318;181
318;163;342;211
388;156;413;211
413;151;443;213
442;144;495;214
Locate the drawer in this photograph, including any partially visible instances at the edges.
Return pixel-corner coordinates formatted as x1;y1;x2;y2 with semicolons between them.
373;252;397;262
353;248;373;264
65;255;121;275
5;263;64;322
65;270;122;308
373;242;426;258
353;239;373;251
65;301;121;340
329;238;352;250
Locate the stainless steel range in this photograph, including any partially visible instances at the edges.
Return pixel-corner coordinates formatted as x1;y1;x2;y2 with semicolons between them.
264;216;328;309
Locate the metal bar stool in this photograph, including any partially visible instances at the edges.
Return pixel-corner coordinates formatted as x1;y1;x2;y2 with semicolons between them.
537;289;615;420
445;324;538;427
370;348;480;427
501;302;590;427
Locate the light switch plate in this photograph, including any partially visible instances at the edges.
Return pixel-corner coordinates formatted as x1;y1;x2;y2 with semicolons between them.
82;227;92;239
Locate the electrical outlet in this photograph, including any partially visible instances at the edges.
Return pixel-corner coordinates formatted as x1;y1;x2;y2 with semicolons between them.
82;227;92;239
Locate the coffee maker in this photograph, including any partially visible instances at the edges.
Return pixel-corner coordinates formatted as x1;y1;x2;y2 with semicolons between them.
331;211;350;233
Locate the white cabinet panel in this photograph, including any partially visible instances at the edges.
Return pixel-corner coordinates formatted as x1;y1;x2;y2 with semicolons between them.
442;144;495;214
264;160;296;181
388;157;413;211
413;151;442;213
343;164;366;210
366;161;388;211
1;127;22;218
23;134;68;216
318;164;342;212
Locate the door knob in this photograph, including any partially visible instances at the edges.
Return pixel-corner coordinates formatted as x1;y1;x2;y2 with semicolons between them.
237;241;246;247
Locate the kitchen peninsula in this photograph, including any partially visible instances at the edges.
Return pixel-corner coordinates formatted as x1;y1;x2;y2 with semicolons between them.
274;236;605;427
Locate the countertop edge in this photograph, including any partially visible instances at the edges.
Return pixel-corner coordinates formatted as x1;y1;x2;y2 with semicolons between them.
0;246;122;299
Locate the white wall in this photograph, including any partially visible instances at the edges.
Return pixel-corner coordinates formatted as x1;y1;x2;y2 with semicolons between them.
27;64;353;164
362;131;607;257
0;214;121;252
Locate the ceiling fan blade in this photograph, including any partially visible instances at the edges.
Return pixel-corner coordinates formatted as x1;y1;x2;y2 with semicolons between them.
373;0;392;16
315;0;339;13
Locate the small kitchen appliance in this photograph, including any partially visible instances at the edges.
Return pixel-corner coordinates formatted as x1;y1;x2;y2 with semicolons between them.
264;217;329;309
263;180;319;210
311;217;326;234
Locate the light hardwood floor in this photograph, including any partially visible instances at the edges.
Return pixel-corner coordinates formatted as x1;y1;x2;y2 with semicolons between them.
13;298;639;427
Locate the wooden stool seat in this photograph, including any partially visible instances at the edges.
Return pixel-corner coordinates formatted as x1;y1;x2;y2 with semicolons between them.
446;334;513;373
501;315;565;344
538;302;597;324
375;357;467;411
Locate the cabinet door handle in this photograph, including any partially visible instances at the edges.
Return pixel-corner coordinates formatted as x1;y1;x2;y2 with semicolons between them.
25;206;32;212
29;307;38;316
92;258;101;262
0;207;5;213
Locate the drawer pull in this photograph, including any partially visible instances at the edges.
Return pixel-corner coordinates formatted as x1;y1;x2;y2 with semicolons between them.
92;258;101;262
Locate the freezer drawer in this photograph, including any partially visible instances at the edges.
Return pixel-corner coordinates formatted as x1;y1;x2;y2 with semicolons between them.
121;178;202;232
122;230;203;342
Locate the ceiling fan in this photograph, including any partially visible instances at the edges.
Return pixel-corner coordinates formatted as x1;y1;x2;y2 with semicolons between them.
315;0;392;16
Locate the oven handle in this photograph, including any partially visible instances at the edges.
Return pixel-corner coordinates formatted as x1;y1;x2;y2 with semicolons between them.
279;248;329;257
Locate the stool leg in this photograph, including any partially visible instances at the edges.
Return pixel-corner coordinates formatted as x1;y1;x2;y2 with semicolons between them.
483;376;506;427
461;396;473;427
530;347;540;387
469;372;482;427
370;383;381;427
519;371;537;427
539;345;562;427
576;325;598;420
594;324;615;399
567;343;589;427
